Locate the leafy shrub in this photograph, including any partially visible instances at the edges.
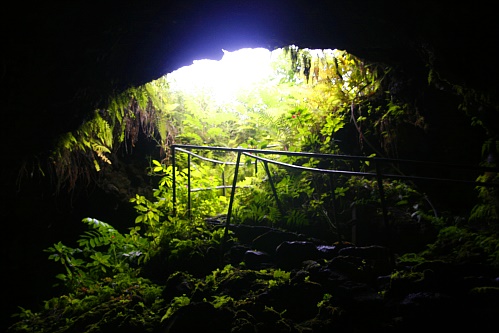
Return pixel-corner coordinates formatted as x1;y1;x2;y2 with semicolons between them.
422;226;499;268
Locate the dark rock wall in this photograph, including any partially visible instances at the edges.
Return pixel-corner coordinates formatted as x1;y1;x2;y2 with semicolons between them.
3;1;498;162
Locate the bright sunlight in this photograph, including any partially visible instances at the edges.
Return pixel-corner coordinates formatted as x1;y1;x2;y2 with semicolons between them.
166;48;274;104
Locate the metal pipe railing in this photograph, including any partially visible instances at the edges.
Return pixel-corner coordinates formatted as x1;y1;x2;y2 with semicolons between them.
172;144;499;173
170;144;499;245
224;151;242;241
262;160;284;221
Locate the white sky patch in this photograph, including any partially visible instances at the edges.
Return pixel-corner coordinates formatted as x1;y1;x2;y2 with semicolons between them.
166;48;273;104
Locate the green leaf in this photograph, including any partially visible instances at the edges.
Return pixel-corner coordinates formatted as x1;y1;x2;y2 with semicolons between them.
136;205;148;212
55;274;67;281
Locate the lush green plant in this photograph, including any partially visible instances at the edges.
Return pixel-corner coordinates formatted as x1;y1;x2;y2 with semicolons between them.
11;160;239;332
340;177;441;224
161;294;191;322
47;80;176;192
470;153;499;226
421;226;499;268
232;185;281;226
130;159;236;266
9;274;165;333
145;158;230;219
44;217;147;291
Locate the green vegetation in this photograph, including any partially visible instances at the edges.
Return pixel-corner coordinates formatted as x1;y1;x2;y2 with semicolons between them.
7;46;499;332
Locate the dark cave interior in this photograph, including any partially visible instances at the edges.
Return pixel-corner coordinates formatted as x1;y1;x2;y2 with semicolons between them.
2;1;498;330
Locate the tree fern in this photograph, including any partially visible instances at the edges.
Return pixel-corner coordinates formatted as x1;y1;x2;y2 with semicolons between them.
77;218;122;249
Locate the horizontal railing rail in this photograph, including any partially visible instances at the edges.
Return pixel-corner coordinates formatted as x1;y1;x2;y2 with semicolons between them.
171;144;499;244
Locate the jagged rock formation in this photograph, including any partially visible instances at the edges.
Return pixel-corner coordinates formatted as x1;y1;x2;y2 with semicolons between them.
158;224;499;332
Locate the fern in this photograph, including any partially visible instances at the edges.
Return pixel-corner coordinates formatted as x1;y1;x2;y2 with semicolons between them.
77;218;121;249
79;230;108;249
92;144;112;164
470;204;498;224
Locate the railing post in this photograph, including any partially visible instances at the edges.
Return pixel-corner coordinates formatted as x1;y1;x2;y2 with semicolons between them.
187;154;191;219
263;160;285;224
328;173;341;241
375;159;389;235
223;151;242;246
222;168;226;196
172;145;176;216
254;153;258;174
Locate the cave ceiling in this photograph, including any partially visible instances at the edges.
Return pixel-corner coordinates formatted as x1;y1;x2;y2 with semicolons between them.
2;0;498;166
